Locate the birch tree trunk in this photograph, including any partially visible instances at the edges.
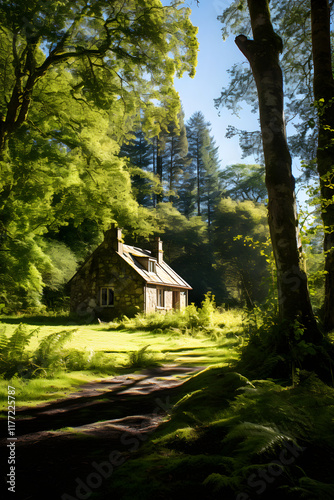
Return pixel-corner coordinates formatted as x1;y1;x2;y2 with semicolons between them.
311;0;334;332
235;0;321;344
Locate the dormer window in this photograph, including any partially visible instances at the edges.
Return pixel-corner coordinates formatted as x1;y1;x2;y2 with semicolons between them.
148;260;156;273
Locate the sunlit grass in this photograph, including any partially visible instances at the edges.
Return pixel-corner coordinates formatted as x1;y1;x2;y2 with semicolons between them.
0;307;244;409
0;372;96;411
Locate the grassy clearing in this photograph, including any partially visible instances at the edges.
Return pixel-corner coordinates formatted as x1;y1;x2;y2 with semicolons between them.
0;306;244;410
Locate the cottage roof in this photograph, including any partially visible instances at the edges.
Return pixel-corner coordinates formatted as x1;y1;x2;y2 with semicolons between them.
119;244;192;290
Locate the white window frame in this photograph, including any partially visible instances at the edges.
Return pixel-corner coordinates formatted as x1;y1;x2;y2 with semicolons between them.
148;260;156;273
100;286;114;307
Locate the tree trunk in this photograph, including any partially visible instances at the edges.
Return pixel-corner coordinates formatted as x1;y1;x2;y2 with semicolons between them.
196;137;201;216
236;0;321;344
169;136;174;202
156;137;163;204
311;0;334;332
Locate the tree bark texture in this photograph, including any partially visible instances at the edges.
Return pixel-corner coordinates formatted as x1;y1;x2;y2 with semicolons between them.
311;0;334;332
236;0;321;343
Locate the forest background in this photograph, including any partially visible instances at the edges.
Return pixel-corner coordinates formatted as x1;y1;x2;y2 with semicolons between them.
0;0;326;319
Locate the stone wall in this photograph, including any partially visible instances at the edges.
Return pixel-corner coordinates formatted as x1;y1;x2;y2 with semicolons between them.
70;240;145;321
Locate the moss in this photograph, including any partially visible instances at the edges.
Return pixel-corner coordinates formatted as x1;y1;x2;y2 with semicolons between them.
106;369;334;500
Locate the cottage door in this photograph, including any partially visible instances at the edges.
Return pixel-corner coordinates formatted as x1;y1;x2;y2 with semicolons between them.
172;291;180;310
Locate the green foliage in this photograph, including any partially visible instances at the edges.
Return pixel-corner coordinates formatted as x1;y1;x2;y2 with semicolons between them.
0;323;120;379
0;324;38;378
0;0;199;311
224;421;293;457
217;0;318;165
109;293;224;337
127;345;160;369
108;367;334;500
238;305;334;382
285;477;334;499
219;163;267;202
213;198;271;307
32;329;75;374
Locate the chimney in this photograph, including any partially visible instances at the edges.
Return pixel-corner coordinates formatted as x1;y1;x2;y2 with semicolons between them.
153;237;163;265
104;224;123;254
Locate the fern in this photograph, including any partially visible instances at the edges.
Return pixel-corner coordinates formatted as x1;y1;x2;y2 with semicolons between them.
285;477;334;499
0;324;39;377
4;324;37;359
33;329;75;370
0;329;8;352
127;345;159;369
224;421;295;457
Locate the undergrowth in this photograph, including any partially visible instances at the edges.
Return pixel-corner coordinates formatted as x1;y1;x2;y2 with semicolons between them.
0;324;115;379
107;293;241;338
239;305;334;383
107;367;334;500
127;345;161;369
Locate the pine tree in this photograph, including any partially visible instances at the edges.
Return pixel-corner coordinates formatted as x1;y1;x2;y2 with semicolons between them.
200;132;221;227
164;109;189;204
183;111;221;223
120;130;157;207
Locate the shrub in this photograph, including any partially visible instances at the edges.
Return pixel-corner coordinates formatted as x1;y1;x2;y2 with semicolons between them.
127;345;160;369
0;325;116;378
109;293;224;337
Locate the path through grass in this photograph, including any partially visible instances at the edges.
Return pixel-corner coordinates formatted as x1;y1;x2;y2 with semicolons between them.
0;309;244;409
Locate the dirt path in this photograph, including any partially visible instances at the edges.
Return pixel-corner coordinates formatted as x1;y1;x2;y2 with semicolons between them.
0;364;203;500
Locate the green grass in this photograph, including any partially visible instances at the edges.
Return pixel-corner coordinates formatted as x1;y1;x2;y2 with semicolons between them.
2;308;334;499
0;308;244;409
0;372;95;411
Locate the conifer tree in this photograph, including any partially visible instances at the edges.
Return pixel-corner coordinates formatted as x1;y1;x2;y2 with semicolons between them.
184;111;221;223
164;109;189;204
120;130;157;207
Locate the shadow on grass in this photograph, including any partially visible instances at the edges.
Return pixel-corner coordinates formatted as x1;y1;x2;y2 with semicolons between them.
0;366;201;437
0;314;89;327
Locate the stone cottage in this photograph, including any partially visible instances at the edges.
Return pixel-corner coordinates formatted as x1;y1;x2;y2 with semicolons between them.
68;225;192;320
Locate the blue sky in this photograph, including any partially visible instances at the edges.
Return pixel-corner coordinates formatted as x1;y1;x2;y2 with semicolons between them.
173;1;259;168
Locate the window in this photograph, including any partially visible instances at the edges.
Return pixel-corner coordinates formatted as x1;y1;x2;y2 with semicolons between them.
157;288;164;308
149;260;156;273
100;287;114;307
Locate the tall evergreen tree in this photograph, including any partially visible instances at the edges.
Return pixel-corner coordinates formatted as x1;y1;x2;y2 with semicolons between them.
164;109;189;204
120;130;157;207
184;111;221;223
186;111;209;216
200;132;221;227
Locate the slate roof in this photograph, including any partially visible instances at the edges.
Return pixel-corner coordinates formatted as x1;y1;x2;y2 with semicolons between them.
119;244;192;290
